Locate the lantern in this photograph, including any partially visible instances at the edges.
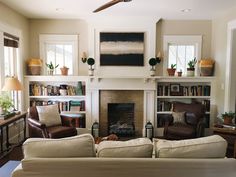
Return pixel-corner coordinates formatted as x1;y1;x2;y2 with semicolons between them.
91;121;99;138
145;121;153;139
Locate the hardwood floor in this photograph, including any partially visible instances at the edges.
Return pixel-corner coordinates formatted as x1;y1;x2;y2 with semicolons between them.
0;146;23;167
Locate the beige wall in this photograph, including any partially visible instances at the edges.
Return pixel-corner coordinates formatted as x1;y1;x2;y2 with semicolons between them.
0;2;29;76
29;19;88;75
211;6;236;114
156;19;212;75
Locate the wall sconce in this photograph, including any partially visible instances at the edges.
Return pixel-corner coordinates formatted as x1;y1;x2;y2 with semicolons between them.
81;52;87;63
156;51;162;63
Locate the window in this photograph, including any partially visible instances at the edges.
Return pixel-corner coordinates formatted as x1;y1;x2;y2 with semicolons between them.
2;32;21;110
163;35;202;75
40;35;78;75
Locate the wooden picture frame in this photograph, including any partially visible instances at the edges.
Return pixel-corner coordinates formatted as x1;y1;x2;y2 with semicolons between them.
99;32;144;66
170;84;181;96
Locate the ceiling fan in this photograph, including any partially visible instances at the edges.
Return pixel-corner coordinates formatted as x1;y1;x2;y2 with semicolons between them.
93;0;132;13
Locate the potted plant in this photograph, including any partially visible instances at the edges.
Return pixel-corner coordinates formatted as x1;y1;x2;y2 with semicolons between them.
177;69;182;77
148;58;159;76
87;58;95;76
221;111;235;125
187;58;197;77
60;66;69;75
46;61;59;75
167;64;176;76
0;93;13;115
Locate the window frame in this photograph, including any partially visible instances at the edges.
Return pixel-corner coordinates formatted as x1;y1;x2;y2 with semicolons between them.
163;35;202;76
39;34;79;75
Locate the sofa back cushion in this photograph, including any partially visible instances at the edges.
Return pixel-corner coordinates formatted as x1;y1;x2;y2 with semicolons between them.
154;135;227;158
97;138;153;158
23;134;96;158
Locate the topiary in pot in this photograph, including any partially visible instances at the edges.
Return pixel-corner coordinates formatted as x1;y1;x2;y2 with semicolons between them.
149;58;158;76
87;58;95;76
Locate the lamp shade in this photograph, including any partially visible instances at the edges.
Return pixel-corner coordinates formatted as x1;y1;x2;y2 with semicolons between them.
2;76;23;91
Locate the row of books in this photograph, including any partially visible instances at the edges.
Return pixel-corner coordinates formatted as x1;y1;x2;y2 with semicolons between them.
157;100;210;112
30;100;86;112
157;84;211;96
29;81;85;96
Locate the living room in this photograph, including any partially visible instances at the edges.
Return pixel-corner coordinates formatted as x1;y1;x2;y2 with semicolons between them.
0;0;236;176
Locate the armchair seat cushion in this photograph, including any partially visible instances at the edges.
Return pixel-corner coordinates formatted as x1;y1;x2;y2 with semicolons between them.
46;126;77;138
166;124;196;139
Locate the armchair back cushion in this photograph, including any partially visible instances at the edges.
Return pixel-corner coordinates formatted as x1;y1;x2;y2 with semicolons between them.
23;134;96;158
36;104;62;126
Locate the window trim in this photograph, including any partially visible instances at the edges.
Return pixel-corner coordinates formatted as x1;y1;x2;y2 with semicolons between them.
163;35;202;76
39;34;79;75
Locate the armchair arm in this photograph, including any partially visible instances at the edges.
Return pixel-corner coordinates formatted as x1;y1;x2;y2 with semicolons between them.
28;118;46;129
196;119;205;137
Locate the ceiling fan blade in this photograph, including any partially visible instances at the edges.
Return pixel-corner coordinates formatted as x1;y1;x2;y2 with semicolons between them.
93;0;122;13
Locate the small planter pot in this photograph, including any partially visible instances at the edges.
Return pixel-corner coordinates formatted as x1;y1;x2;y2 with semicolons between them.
177;71;182;77
48;69;54;75
223;117;233;125
60;67;69;75
167;68;176;76
187;68;195;77
88;69;94;76
150;68;156;76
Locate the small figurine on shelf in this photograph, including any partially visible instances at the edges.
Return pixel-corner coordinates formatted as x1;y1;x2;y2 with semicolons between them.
46;61;59;75
87;58;95;76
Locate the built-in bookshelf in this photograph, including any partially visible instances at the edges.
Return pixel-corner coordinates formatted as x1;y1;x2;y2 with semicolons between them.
155;77;215;131
24;76;89;129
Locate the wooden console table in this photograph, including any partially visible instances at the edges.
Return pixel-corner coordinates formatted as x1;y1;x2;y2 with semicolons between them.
0;112;27;157
212;127;236;158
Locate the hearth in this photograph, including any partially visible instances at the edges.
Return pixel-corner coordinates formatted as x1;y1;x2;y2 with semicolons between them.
108;103;135;137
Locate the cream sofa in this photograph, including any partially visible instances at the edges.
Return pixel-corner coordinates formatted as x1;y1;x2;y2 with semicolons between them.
12;134;236;177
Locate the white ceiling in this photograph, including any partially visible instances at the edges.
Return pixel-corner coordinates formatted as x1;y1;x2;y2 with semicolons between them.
1;0;236;20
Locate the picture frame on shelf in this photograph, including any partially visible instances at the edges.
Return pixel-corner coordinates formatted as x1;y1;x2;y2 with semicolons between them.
170;84;181;96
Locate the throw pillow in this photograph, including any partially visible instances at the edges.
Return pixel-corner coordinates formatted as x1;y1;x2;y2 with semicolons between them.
97;138;153;158
23;134;96;158
153;135;227;158
172;111;186;124
36;104;62;126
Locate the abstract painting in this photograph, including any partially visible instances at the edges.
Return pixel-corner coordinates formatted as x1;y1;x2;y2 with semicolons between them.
100;32;144;66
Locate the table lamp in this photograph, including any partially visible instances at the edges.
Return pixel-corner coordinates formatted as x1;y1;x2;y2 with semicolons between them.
2;76;23;112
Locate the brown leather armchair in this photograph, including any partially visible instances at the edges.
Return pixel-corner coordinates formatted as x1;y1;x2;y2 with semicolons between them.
28;106;77;138
163;102;205;140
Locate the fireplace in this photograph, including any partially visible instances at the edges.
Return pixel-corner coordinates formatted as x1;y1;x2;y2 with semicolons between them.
108;103;135;137
99;90;143;137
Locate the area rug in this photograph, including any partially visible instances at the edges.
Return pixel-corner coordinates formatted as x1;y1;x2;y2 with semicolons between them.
0;160;20;177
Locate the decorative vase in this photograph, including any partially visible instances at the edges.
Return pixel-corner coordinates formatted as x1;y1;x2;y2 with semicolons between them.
187;68;195;77
167;68;176;76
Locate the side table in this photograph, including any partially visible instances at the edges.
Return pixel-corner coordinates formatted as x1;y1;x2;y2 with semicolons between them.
0;112;27;158
212;127;236;158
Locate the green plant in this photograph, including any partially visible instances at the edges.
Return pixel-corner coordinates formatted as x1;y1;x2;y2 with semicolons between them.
188;57;197;69
0;93;13;114
221;111;236;119
170;64;177;69
87;58;95;69
149;58;158;70
46;61;59;70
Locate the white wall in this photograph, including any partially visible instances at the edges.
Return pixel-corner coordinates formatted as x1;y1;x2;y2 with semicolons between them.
87;16;159;77
212;6;236;114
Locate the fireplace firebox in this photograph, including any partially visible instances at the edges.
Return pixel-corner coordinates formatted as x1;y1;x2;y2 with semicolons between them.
108;103;135;137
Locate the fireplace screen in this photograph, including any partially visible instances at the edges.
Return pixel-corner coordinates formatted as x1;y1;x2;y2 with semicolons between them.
108;103;135;137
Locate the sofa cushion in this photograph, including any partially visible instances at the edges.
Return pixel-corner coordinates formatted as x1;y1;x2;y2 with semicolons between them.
97;138;153;158
36;104;62;126
23;134;96;158
154;135;227;158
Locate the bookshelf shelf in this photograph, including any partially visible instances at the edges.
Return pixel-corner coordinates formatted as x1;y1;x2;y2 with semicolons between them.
157;96;211;99
25;76;89;129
